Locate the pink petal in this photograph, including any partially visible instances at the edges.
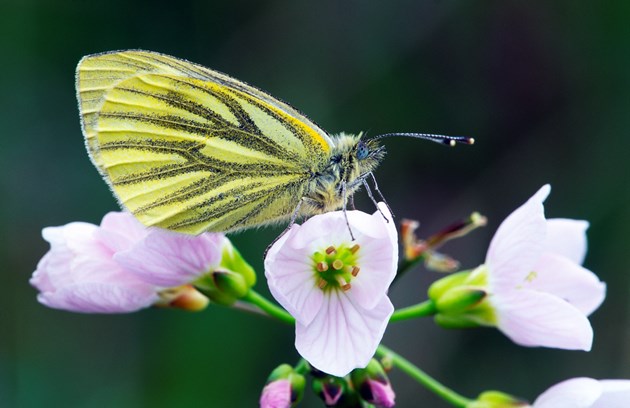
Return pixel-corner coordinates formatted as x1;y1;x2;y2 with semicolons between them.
346;204;398;309
115;231;224;287
96;212;148;253
259;379;292;408
545;219;589;265
287;212;350;250
486;185;550;291
265;226;325;326
533;377;602;408
593;380;630;408
295;293;393;377
39;281;158;313
366;379;396;407
493;289;593;351
528;253;606;315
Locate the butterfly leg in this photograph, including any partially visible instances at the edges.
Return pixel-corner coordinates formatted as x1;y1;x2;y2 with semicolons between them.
342;181;356;241
361;178;390;223
348;192;356;211
369;172;395;218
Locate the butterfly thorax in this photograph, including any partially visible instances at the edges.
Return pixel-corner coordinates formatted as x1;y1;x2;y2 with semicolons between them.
301;133;385;215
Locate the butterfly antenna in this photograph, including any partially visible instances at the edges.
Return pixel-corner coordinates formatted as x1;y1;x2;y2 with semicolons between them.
371;133;474;147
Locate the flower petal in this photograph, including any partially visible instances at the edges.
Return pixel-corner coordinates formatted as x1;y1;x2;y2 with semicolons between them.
593;380;630;408
38;281;158;313
493;289;593;351
295;293;393;377
545;219;589;265
346;205;398;309
115;231;224;287
528;253;606;315
96;212;148;252
486;185;550;291
533;377;602;408
265;225;325;326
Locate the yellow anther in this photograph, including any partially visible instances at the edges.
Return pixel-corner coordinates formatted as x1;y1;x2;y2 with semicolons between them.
316;262;329;272
350;244;360;254
341;283;352;291
351;266;360;277
325;246;336;255
318;279;327;289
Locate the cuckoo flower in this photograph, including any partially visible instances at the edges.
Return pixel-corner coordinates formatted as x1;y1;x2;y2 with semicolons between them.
430;185;606;350
259;380;292;408
265;203;397;377
31;212;225;313
532;377;630;408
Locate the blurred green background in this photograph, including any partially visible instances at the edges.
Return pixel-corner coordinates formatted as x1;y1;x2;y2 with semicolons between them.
1;1;629;406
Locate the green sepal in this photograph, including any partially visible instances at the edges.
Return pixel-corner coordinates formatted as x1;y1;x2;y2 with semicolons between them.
220;239;256;287
466;390;529;408
428;270;472;300
194;270;247;306
429;265;496;328
435;287;487;313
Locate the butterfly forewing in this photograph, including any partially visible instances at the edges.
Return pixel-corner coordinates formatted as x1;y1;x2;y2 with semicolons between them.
77;50;333;234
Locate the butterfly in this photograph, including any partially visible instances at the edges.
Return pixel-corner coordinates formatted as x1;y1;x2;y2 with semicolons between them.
76;50;472;235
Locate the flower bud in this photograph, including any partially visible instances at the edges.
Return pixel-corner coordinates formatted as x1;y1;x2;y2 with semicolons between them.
219;238;256;287
155;285;209;311
260;364;306;408
313;376;347;406
466;390;529;408
351;359;396;407
428;267;496;329
194;238;256;306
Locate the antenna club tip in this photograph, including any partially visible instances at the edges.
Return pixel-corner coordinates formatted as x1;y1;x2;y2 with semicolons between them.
468;137;475;145
448;140;456;147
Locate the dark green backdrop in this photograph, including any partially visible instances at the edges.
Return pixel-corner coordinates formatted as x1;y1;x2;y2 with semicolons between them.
1;1;629;407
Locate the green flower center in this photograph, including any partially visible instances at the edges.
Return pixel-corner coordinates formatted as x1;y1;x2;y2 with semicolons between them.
311;243;361;292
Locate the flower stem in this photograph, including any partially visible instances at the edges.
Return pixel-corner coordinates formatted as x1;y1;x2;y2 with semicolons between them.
376;344;472;407
242;290;295;324
390;300;437;322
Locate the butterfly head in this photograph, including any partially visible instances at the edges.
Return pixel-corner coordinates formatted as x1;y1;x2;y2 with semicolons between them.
355;137;385;173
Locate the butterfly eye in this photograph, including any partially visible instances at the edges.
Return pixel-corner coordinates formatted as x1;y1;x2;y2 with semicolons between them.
356;141;369;160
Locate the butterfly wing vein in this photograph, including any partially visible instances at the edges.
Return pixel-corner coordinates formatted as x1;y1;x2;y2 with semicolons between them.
76;50;333;234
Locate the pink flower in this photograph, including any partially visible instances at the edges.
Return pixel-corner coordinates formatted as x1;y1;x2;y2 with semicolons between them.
364;379;396;407
533;377;630;408
259;379;292;408
265;203;397;377
429;185;606;350
485;185;606;350
31;212;224;313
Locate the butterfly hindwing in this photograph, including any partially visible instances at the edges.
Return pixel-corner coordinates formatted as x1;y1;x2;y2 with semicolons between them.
77;50;333;234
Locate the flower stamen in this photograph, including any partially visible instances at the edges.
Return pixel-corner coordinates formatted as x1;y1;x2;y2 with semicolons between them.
326;246;336;255
351;266;360;277
317;262;329;272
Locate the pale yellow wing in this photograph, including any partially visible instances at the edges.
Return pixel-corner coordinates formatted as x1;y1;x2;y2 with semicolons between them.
76;50;333;234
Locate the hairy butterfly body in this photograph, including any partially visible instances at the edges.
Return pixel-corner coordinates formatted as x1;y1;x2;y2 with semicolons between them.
76;50;386;234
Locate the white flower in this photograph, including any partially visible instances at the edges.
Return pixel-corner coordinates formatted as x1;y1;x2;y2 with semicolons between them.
486;185;605;350
264;203;397;377
429;185;606;351
533;377;630;408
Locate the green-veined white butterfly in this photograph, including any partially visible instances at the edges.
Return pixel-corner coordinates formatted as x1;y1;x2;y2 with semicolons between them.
76;50;472;235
